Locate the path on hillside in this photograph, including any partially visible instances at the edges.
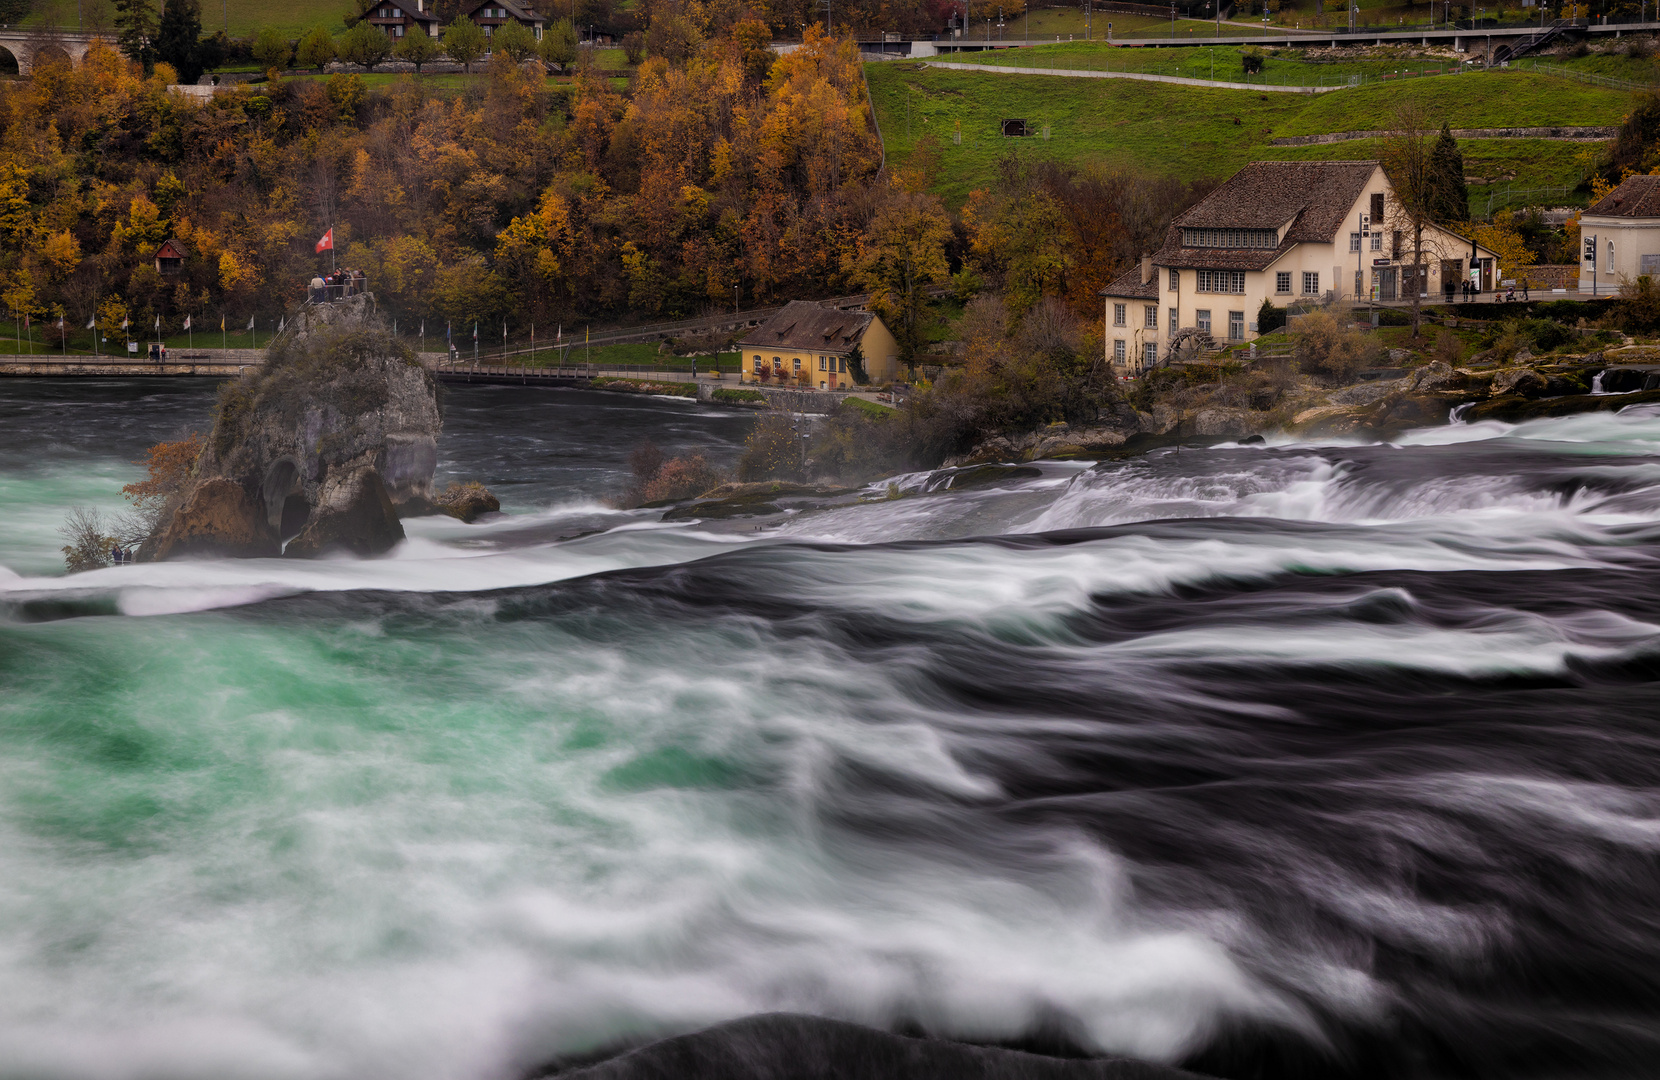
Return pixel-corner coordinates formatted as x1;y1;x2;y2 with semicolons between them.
920;60;1339;93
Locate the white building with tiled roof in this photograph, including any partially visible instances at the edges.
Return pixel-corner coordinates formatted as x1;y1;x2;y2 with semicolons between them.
1578;175;1660;295
1103;160;1498;374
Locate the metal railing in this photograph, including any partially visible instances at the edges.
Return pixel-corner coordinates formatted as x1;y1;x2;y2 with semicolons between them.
1509;58;1658;91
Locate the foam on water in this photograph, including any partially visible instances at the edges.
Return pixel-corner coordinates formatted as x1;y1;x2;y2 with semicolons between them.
7;384;1660;1080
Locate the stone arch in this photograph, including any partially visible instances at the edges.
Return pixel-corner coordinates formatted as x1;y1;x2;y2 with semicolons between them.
30;43;74;72
0;46;19;78
262;457;310;540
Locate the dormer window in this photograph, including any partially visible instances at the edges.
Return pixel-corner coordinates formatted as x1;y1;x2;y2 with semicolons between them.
1181;228;1278;249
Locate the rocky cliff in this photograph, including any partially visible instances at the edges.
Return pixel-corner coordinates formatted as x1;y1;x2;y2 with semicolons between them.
143;295;442;560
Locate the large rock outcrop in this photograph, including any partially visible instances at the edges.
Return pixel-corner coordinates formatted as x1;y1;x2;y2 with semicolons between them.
145;295;441;560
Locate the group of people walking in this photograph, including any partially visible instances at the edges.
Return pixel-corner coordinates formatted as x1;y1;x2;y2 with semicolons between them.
309;269;366;304
110;545;132;565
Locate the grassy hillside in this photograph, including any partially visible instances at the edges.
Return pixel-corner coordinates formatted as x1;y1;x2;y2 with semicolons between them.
23;0;350;39
867;63;1625;209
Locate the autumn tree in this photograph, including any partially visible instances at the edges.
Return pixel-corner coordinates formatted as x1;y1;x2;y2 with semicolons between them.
121;432;202;539
848;185;952;374
442;16;486;72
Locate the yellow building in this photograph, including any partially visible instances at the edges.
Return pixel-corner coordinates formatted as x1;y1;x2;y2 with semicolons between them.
737;301;901;389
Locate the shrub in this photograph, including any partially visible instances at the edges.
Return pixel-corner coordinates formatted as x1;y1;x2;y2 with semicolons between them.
1257;299;1286;335
1291;309;1382;384
1616;275;1660;333
621;30;646;65
59;506;113;573
641;454;723;502
737;412;806;481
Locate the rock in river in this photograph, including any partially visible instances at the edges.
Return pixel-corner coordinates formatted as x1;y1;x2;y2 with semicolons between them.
145;295;441;560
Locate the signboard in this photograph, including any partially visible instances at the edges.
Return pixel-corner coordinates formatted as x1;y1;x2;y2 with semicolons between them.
1584;236;1597;267
1372;258;1391;266
1360;213;1370;237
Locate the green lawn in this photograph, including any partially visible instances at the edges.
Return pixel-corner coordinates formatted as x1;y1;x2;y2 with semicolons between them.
942;42;1473;86
869;63;1628;208
23;0;351;37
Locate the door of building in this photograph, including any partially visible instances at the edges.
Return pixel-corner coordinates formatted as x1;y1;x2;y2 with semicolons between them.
1373;268;1398;301
1480;258;1494;292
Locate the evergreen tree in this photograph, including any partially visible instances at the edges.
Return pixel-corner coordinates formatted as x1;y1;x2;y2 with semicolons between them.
155;0;206;84
1427;123;1469;224
113;0;161;75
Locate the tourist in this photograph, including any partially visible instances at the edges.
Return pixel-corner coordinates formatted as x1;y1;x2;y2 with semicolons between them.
310;274;324;303
1521;278;1530;302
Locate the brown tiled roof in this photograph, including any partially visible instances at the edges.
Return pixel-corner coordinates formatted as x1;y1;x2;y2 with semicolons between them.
156;238;189;258
1100;266;1157;299
1586;174;1660;218
739;300;874;354
467;0;543;21
1155;160;1381;270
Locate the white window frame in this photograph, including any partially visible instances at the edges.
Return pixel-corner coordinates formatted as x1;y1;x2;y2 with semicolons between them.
1275;271;1291;295
1113;339;1126;362
1350;232;1361;253
1227;311;1245;341
1302;271;1319;296
1112;302;1126;327
1168;308;1178;333
1196;270;1245;294
1144;305;1158;329
1142;341;1158;367
1168;268;1179;291
1196;309;1211;333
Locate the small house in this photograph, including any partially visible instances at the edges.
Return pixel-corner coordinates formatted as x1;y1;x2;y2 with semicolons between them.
737;300;900;389
154;238;189;275
366;0;440;39
465;0;546;41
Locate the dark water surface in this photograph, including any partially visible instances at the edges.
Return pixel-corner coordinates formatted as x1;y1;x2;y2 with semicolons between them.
3;381;1660;1080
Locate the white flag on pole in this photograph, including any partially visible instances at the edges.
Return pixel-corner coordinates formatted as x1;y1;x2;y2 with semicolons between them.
278;317;285;333
86;316;95;329
184;315;191;330
246;316;254;331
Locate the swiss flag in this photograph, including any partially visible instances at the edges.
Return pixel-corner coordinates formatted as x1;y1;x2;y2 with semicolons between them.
316;228;334;253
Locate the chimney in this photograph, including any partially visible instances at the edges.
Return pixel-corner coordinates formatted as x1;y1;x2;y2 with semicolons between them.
1140;254;1153;285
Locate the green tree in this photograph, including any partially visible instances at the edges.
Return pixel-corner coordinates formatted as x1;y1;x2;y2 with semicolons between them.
250;25;291;73
155;0;207;84
113;0;161;75
295;25;337;70
537;18;578;73
393;27;441;71
441;16;486;73
492;19;537;62
1426;123;1469;225
337;21;392;71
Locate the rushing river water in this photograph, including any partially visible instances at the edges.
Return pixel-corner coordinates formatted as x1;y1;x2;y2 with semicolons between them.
4;379;1660;1080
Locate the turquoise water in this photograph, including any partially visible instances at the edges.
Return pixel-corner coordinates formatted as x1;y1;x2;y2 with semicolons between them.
7;382;1660;1079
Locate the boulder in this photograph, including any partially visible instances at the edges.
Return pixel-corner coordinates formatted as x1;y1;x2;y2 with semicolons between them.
434;481;502;523
146;478;279;560
284;465;404;558
145;295;440;561
1490;367;1549;399
1410;361;1468;393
